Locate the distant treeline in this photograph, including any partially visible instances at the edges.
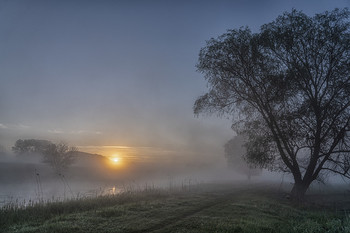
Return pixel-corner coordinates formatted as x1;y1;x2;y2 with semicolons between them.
12;139;77;173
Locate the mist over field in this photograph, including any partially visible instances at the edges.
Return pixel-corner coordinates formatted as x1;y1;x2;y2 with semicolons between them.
1;1;350;232
0;147;273;204
0;135;305;207
0;144;346;207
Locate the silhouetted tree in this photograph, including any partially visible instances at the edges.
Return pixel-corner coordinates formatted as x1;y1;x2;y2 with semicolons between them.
224;136;262;180
12;139;52;154
194;9;350;200
43;142;77;174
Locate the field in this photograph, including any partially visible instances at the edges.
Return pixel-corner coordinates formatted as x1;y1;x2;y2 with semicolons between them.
1;182;350;233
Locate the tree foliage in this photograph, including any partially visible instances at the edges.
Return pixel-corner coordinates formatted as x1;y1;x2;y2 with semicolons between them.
194;8;350;199
43;142;77;174
12;139;52;154
12;139;76;173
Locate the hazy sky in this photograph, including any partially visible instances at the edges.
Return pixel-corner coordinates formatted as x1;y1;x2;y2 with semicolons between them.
1;0;349;164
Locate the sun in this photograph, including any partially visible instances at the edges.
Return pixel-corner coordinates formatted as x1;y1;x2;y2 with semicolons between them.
111;157;119;163
109;154;121;165
107;153;125;169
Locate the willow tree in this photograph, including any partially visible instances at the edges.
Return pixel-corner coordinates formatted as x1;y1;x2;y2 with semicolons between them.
194;8;350;199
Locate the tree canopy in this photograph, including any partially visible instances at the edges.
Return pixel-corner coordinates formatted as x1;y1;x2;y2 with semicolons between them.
12;139;76;173
12;139;52;154
42;142;77;174
194;8;350;199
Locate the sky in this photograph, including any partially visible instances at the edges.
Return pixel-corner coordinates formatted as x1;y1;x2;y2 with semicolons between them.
1;0;349;166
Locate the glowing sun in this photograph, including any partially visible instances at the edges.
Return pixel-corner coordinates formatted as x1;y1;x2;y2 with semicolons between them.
111;157;119;163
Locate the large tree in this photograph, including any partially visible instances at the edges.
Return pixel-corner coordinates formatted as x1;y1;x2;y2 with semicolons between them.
194;8;350;199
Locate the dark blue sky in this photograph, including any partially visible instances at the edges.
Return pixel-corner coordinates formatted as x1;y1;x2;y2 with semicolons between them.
0;0;349;163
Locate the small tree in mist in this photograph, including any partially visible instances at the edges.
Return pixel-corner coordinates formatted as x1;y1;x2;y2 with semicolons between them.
224;136;262;180
43;142;76;174
194;8;350;200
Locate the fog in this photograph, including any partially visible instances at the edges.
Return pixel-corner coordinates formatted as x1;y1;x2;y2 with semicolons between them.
1;140;349;207
1;1;349;208
0;146;289;206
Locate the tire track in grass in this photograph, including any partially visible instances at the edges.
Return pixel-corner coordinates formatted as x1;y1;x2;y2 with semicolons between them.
129;192;236;233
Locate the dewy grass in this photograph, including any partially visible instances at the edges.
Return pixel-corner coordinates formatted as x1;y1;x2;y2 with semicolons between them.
1;183;350;233
0;188;170;231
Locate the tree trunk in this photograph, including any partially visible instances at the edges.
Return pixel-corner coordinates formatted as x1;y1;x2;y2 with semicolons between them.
290;181;310;201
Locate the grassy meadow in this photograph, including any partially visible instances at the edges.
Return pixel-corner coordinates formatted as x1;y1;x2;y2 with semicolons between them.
1;182;350;233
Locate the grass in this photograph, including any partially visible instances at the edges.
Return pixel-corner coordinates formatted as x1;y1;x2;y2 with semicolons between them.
1;183;350;233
